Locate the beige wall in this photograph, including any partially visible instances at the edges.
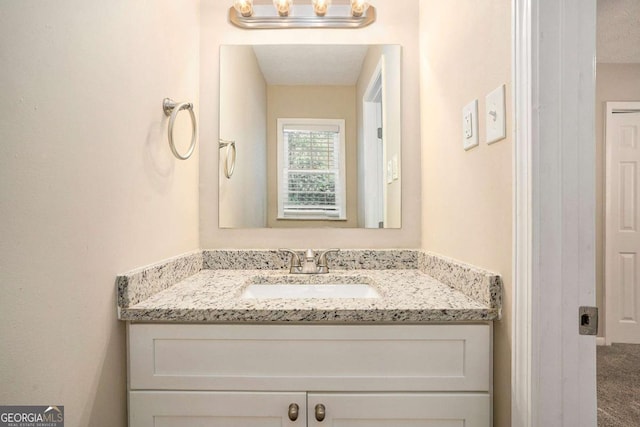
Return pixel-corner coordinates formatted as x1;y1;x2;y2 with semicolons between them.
219;46;268;228
199;0;421;248
0;1;200;426
419;1;512;426
267;85;358;228
595;63;640;336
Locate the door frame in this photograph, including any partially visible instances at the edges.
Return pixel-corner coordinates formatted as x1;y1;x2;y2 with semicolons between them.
604;101;640;345
512;0;597;426
362;57;387;228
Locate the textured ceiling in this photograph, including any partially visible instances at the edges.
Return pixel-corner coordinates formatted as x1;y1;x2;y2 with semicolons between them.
252;45;370;86
598;0;640;63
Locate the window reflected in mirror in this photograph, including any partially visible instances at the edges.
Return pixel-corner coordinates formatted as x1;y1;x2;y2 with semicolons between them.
277;118;346;221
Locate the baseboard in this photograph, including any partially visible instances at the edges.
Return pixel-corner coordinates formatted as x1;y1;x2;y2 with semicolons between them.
596;337;607;346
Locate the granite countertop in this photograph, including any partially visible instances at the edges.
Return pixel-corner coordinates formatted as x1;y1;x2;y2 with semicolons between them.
117;250;502;323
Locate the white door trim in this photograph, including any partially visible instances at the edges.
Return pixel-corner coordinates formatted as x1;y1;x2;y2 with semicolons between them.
362;59;385;228
604;101;640;345
511;0;533;425
512;0;597;426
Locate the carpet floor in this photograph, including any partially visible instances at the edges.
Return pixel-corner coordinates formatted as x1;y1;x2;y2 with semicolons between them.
598;343;640;426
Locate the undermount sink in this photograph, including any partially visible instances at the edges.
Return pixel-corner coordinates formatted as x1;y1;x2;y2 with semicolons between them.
241;283;381;299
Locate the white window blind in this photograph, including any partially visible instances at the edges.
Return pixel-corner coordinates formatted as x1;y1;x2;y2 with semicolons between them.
277;119;346;220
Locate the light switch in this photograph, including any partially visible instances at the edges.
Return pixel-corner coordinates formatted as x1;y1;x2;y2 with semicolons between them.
462;99;479;151
392;154;399;180
486;84;506;144
464;112;473;138
387;160;393;184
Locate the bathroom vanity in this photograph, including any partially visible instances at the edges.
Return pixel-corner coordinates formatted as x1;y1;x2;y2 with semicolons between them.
118;250;501;426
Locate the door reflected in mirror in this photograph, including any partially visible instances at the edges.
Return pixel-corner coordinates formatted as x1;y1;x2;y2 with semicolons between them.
219;44;401;229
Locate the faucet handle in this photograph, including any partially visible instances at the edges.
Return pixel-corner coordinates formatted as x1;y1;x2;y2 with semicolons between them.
317;248;340;273
278;248;301;273
318;248;340;263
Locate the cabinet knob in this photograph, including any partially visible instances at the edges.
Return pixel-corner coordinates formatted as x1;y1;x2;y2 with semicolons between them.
315;403;326;422
288;403;299;421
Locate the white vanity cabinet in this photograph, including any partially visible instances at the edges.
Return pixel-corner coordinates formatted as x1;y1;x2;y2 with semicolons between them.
127;324;492;427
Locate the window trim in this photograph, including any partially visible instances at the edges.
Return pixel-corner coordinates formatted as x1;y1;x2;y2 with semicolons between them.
276;118;347;221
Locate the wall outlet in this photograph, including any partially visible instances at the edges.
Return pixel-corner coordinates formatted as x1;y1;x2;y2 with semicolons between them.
462;99;479;150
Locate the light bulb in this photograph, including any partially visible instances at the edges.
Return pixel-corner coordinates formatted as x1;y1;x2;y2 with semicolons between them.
312;0;331;17
233;0;253;17
350;0;369;17
273;0;293;17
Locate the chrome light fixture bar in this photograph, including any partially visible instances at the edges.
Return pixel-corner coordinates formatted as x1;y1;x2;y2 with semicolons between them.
228;3;376;29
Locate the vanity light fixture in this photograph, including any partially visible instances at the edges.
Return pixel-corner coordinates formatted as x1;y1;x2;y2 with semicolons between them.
233;0;254;17
273;0;293;17
312;0;331;16
228;0;376;29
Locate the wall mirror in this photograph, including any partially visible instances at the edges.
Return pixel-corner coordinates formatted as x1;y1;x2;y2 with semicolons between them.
219;44;401;229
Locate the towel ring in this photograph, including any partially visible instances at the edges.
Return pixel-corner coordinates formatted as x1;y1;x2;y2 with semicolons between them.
219;139;236;179
163;98;197;160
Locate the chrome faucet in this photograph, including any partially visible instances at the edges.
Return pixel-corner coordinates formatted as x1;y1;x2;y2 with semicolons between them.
279;248;340;274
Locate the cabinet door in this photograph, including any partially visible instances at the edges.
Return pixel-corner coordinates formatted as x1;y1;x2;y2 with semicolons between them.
307;393;490;427
129;391;306;427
